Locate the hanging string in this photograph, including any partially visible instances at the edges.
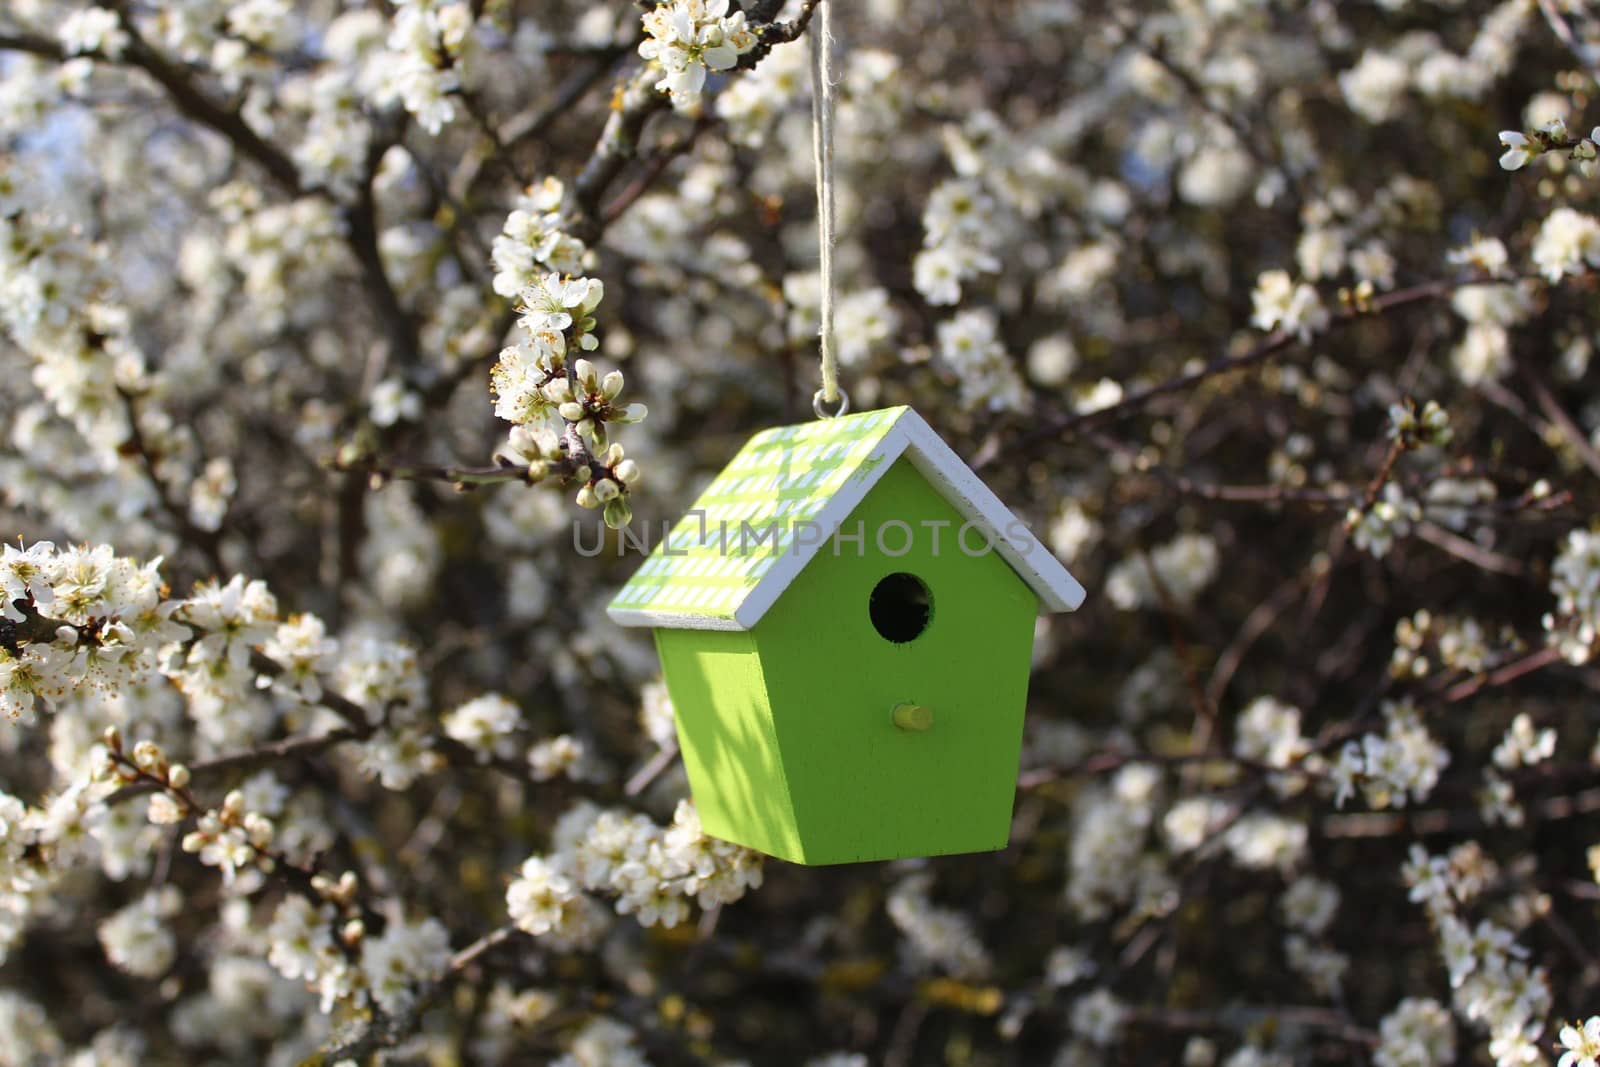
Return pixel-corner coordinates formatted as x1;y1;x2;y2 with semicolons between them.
809;0;847;419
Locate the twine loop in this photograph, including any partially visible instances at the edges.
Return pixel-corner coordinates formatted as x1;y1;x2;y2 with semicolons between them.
812;386;850;420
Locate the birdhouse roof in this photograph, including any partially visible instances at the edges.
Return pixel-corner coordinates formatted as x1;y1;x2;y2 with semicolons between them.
606;406;1086;631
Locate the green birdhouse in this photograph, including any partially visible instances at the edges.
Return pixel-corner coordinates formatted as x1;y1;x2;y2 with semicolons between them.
607;406;1085;865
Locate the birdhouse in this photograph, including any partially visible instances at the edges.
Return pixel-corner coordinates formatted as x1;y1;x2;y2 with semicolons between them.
607;406;1085;864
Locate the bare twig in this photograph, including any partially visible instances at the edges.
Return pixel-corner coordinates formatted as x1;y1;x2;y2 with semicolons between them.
1084;429;1354;507
1412;521;1527;577
981;275;1492;471
1128;1004;1378;1048
1440;645;1564;704
332;456;558;490
115;386;225;574
1523;368;1600;483
106;727;361;805
1537;0;1600;86
603;113;717;225
1359;436;1408;512
624;742;681;796
1204;558;1328;708
1017;748;1296;791
1138;548;1219;749
1322;785;1600;839
499;53;625;157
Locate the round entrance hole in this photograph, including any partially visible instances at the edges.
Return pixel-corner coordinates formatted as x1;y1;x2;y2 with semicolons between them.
869;572;932;643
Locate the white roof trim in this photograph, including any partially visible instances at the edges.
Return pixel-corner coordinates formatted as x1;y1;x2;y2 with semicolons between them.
605;607;748;630
897;412;1086;614
607;408;1086;630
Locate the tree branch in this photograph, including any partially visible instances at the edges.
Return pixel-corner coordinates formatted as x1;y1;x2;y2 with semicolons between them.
106;726;360;805
116;386;226;574
979;274;1495;471
313;924;521;1063
569;0;823;242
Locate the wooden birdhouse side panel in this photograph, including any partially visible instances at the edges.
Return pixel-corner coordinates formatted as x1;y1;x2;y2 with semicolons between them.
752;458;1040;865
652;628;805;863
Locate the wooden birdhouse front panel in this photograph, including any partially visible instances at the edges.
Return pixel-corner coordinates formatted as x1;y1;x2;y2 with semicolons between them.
753;459;1038;864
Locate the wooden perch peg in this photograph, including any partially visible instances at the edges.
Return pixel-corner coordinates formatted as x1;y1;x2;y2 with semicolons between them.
892;703;933;732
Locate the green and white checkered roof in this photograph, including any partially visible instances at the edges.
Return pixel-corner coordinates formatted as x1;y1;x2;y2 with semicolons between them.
606;406;1085;631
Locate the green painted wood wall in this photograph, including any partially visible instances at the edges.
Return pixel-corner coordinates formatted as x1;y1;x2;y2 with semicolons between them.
655;457;1039;865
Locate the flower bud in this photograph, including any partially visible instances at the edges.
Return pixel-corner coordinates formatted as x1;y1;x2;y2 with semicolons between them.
91;747;118;780
603;497;632;531
149;794;185;825
244;813;274;847
132;740;166;774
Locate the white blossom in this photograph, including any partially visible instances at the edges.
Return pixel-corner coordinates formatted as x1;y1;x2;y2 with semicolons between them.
1376;998;1456;1067
1532;207;1600;282
1105;533;1220;611
1340;51;1410;123
442;694;521;762
1491;714;1555;770
1069;988;1128;1046
936;309;1028;413
98;888;181;978
1498;131;1535;171
360;914;451;1015
1348;484;1422;558
59;8;129;59
886;872;990;980
1250;270;1330;341
638;0;757;112
1559;1018;1600;1067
